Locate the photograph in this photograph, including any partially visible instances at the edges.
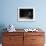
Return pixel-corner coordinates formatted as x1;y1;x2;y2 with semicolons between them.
18;7;35;21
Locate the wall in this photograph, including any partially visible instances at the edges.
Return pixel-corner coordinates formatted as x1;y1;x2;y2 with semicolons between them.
0;0;46;30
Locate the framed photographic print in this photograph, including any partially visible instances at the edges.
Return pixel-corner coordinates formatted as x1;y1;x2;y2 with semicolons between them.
18;7;35;21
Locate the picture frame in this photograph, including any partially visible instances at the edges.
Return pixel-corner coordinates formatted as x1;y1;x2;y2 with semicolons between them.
18;7;35;21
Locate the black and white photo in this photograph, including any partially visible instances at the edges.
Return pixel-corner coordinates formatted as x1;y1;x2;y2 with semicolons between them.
18;7;35;21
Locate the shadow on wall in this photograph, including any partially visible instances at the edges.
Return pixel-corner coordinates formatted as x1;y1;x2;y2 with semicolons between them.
0;24;7;43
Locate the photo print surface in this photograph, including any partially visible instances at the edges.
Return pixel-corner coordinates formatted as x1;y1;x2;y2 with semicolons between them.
20;9;33;19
